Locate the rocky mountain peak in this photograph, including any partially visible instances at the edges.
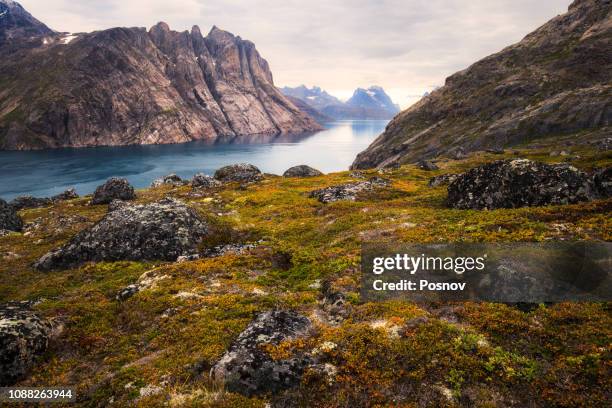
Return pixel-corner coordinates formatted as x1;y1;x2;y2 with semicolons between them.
0;0;54;45
0;2;321;150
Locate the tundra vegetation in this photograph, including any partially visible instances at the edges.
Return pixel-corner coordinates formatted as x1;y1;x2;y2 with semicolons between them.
0;136;610;407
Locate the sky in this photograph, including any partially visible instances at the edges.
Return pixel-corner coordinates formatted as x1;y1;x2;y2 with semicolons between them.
20;0;571;109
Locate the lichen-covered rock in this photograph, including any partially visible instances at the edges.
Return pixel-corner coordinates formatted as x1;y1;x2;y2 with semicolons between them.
151;174;188;188
35;198;210;270
211;310;313;396
283;165;323;178
191;173;222;189
9;196;53;210
52;188;79;201
0;302;52;386
9;189;79;210
90;177;135;205
428;174;459;187
0;199;23;232
591;167;611;198
214;163;263;183
309;177;389;203
447;159;592;209
418;160;439;171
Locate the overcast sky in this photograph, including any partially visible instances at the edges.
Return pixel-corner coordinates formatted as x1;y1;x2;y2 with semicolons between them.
21;0;571;108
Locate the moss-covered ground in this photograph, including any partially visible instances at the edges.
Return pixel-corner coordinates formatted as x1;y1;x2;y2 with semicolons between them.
1;144;610;407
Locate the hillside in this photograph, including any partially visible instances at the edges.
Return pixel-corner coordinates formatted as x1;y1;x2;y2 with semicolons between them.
352;0;611;169
0;2;321;150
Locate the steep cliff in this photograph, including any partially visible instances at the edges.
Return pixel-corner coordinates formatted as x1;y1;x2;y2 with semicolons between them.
0;4;320;150
352;0;611;169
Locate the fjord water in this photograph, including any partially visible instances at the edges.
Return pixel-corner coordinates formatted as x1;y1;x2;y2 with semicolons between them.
0;120;387;200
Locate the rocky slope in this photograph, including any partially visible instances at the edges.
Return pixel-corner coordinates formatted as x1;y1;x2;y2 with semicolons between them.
0;3;320;150
352;0;611;169
281;85;400;120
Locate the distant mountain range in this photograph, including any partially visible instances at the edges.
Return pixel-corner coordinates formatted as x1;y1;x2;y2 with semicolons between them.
281;85;400;121
0;0;320;150
352;0;611;169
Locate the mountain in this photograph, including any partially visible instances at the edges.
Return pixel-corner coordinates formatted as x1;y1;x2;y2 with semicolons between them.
0;0;54;45
0;3;321;150
280;85;343;112
352;0;611;169
281;85;400;120
284;95;333;124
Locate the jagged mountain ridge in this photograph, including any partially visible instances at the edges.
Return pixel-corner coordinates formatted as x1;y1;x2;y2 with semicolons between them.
352;0;611;169
0;2;320;150
281;85;400;120
0;0;53;45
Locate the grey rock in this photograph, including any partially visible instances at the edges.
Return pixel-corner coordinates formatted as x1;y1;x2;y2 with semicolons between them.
35;198;210;270
203;243;258;258
283;165;323;178
0;302;52;386
418;160;439;171
91;178;135;205
116;284;140;301
9;189;79;211
447;159;592;210
448;146;467;160
191;173;222;189
486;148;505;155
51;188;79;201
309;177;390;203
428;174;459;187
0;199;23;232
591;167;611;198
214;163;263;183
595;138;611;151
211;310;313;396
151;174;188;188
9;196;52;210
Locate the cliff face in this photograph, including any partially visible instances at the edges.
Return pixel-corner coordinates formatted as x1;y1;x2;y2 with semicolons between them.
0;5;320;150
352;0;611;169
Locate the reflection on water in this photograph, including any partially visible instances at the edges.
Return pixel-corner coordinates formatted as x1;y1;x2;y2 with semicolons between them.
0;120;388;199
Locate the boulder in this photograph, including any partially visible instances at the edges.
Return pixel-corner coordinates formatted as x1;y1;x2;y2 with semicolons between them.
418;160;439;171
309;177;389;203
447;159;592;210
35;198;210;271
211;310;313;396
151;174;188;188
283;165;323;178
9;189;79;210
9;196;53;210
191;173;222;189
428;174;459;187
214;163;263;183
486;148;505;155
0;199;23;232
52;188;79;201
0;302;52;386
591;167;611;198
91;177;135;205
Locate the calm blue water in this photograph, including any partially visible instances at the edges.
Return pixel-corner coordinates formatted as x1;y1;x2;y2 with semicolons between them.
0;120;387;200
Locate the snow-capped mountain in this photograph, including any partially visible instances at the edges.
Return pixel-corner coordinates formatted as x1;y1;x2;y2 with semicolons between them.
346;86;400;113
281;85;400;120
280;85;343;112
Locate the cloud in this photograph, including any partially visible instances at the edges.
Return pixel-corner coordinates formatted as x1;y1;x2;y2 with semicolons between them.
20;0;571;108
